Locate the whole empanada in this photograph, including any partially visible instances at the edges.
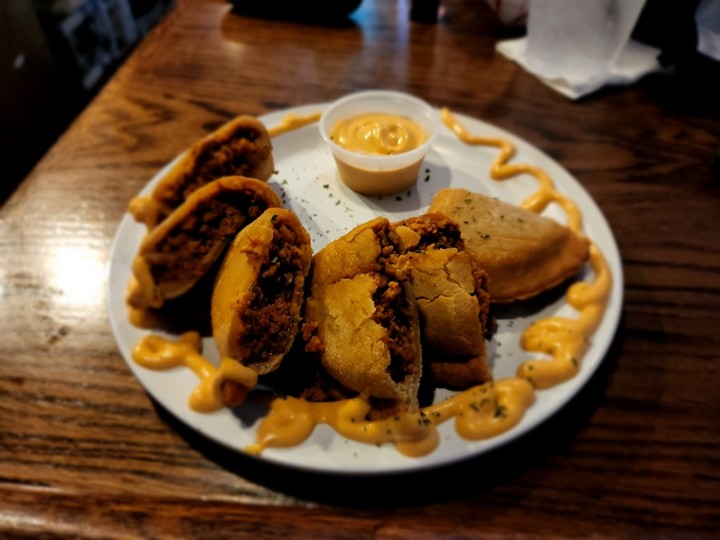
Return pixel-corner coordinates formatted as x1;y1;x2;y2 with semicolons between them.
429;188;590;303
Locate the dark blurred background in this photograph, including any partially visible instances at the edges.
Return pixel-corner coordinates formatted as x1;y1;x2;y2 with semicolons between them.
1;0;716;205
0;0;174;204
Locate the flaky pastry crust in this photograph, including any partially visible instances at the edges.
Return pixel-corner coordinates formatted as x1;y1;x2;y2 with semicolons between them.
393;213;493;389
429;188;590;303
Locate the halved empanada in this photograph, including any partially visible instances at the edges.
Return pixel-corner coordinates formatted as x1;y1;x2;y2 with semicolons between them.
302;218;422;418
394;213;493;389
129;115;275;229
303;273;422;418
127;176;282;311
211;208;312;382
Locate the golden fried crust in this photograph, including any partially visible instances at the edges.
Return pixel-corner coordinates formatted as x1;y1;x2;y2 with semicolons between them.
130;115;275;229
430;354;493;389
211;208;312;375
429;188;590;304
391;212;492;389
401;248;486;356
308;217;391;294
303;273;422;414
127;176;282;310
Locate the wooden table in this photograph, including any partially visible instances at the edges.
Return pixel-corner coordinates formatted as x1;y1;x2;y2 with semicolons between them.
2;0;718;537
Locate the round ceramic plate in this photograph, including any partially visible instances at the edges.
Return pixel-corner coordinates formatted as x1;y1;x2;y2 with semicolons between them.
107;102;623;474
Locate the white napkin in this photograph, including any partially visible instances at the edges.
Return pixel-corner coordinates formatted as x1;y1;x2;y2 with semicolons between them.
496;36;662;100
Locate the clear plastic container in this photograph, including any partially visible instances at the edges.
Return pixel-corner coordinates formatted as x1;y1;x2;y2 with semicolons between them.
525;0;646;85
319;90;439;196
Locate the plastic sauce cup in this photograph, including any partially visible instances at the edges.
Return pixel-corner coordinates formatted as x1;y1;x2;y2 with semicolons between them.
319;90;439;196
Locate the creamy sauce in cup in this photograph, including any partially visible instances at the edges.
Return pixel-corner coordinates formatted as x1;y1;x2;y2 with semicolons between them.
330;113;426;155
327;113;429;196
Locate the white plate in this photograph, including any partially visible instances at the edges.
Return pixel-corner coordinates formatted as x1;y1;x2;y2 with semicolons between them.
108;103;623;474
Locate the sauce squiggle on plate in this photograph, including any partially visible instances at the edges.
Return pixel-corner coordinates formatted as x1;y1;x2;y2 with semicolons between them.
132;110;612;457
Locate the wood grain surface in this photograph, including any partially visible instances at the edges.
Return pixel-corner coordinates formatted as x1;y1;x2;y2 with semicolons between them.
1;0;719;537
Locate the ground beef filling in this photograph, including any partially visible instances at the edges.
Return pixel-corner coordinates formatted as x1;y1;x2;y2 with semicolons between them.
361;223;418;383
401;213;464;252
473;266;494;337
183;130;265;200
372;221;404;279
372;277;417;384
149;190;271;284
302;321;323;355
160;126;266;210
240;219;304;365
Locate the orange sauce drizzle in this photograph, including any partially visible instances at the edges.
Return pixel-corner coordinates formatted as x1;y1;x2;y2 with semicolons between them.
132;331;257;413
267;112;322;138
130;108;613;457
440;108;613;389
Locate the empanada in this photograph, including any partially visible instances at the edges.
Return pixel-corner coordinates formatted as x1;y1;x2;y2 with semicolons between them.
308;216;402;294
127;176;282;310
129;115;275;229
394;213;493;389
302;218;422;418
303;273;422;418
211;208;312;375
429;188;590;303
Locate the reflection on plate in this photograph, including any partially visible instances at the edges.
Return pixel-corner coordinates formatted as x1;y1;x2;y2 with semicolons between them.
107;103;623;474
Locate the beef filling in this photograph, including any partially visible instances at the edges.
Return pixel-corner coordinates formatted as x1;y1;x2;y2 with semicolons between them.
473;265;494;337
372;277;417;384
149;189;272;285
158;126;266;211
372;220;404;280
240;218;304;365
360;222;417;383
184;131;264;200
400;213;464;252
